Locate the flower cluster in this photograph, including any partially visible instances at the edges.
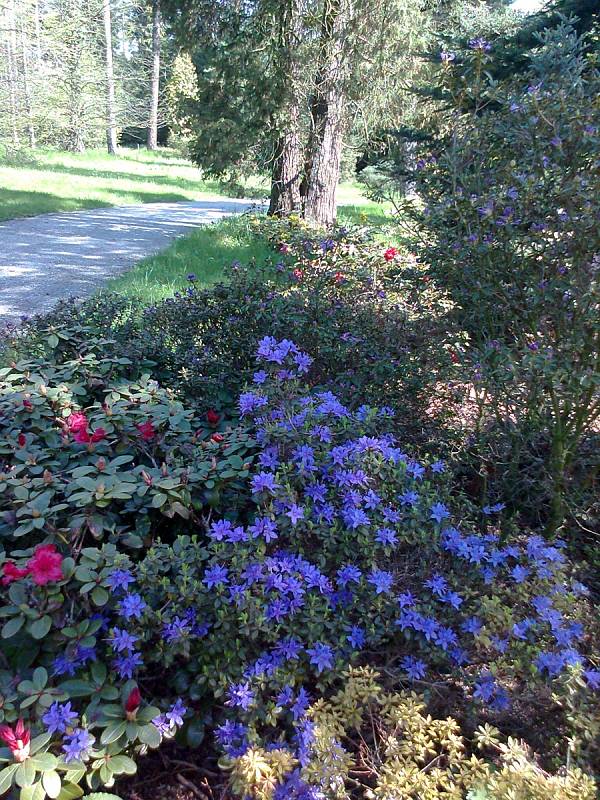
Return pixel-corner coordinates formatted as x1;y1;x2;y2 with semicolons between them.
1;543;63;587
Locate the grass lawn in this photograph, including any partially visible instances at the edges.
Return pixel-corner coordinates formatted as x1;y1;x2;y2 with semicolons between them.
107;183;395;303
106;214;275;304
0;146;267;222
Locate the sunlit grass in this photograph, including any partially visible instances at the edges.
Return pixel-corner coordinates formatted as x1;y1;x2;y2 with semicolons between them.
0;146;267;222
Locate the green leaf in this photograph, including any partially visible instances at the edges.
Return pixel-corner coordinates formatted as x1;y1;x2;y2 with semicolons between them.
29;733;52;755
100;721;126;746
42;770;62;799
57;680;93;697
108;756;136;776
0;763;19;794
15;759;36;788
32;668;48;691
30;753;57;771
56;782;84;800
90;587;108;607
136;723;161;749
2;615;25;639
29;616;52;640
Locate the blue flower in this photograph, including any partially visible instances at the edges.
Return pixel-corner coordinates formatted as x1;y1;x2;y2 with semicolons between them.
286;504;305;526
251;472;280;494
431;460;445;473
399;490;419;506
424;573;447;597
62;728;94;763
239;391;268;416
461;616;483;636
401;656;426;680
166;699;187;727
291;687;312;720
226;681;255;710
43;701;78;734
109;627;139;653
584;669;600;690
113;652;143;678
375;527;398;546
204;564;229;588
307;642;334;674
346;626;365;649
430;502;450;524
119;593;147;620
368;569;393;595
106;569;134;592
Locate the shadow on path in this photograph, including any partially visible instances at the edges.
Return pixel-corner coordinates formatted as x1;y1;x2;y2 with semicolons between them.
0;199;258;321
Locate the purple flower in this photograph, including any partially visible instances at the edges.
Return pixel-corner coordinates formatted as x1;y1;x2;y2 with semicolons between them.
248;516;278;542
286;504;305;526
307;642;334;674
113;651;143;678
401;655;426;680
424;573;447;597
399;490;419;506
166;699;187;727
462;616;483;636
336;565;362;587
375;527;398;546
106;569;134;592
119;593;147;620
430;502;450;524
43;701;78;734
511;565;529;583
109;627;138;652
469;37;491;52
347;626;366;649
584;669;600;690
204;564;229;588
239;391;268;416
226;682;255;710
62;728;94;763
440;51;455;63
291;687;311;720
251;471;280;494
368;569;393;595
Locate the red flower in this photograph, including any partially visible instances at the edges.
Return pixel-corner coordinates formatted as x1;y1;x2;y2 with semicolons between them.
279;243;290;254
27;544;63;586
124;687;141;719
211;433;224;443
206;409;220;426
0;719;31;762
67;412;88;434
1;561;29;586
17;433;26;448
137;420;156;441
334;272;344;284
449;351;460;364
74;427;107;444
383;247;398;262
293;269;303;281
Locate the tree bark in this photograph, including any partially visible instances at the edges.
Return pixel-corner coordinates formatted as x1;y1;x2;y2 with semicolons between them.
19;11;36;147
268;104;303;216
6;0;20;146
147;0;161;150
102;0;118;154
303;0;347;227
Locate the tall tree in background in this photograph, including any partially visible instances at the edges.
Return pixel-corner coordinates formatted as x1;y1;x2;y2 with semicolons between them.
102;0;118;153
147;0;161;149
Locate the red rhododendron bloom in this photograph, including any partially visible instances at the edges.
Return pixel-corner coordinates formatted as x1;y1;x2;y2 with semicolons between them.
449;351;460;364
383;247;398;262
17;433;26;447
1;561;29;586
137;420;156;441
206;409;220;426
73;427;107;444
334;271;344;284
293;269;303;281
67;412;88;434
124;687;141;719
27;544;63;586
211;432;224;443
23;398;33;411
0;719;31;762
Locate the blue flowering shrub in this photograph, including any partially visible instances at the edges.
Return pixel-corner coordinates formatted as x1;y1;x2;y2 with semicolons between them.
396;23;600;536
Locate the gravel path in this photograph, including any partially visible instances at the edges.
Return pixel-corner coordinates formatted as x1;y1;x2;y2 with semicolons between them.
0;198;258;322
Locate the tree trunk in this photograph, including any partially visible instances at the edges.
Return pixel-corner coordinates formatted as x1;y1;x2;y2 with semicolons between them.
147;0;161;149
33;0;42;64
6;0;20;147
102;0;118;154
268;104;303;216
303;0;347;227
19;12;36;148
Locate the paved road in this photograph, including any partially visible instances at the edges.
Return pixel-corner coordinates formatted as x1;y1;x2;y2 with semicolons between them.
0;199;258;322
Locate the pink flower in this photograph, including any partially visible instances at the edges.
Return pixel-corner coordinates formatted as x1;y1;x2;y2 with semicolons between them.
1;561;29;586
73;427;106;444
27;544;63;586
67;412;88;434
137;420;156;441
0;719;31;762
124;687;141;719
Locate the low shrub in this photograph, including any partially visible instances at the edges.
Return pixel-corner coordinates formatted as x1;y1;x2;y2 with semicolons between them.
227;667;597;800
